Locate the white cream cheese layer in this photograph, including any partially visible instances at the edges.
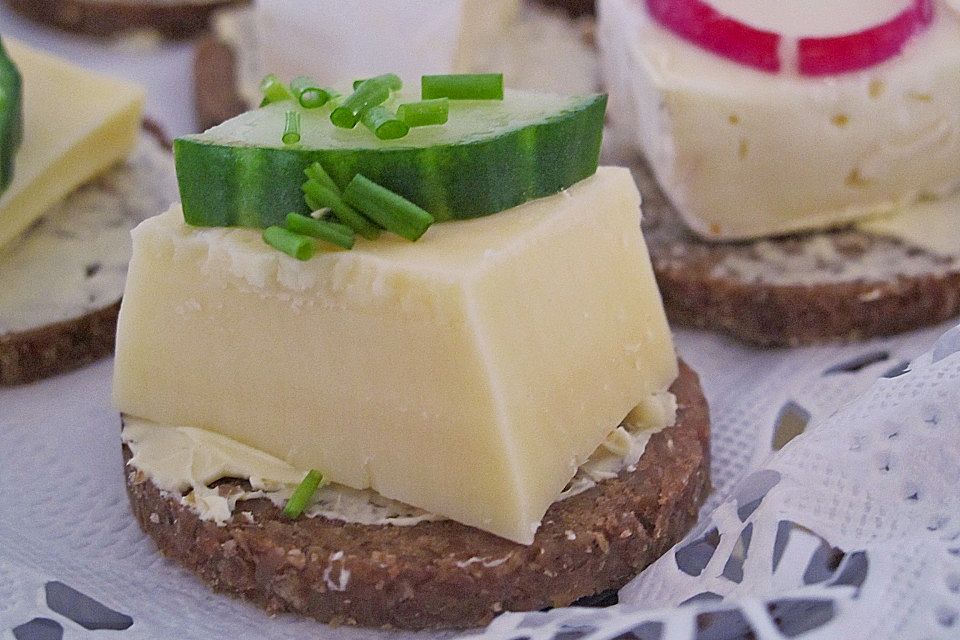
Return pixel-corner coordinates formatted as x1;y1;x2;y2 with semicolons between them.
599;0;960;240
0;134;177;335
121;391;676;527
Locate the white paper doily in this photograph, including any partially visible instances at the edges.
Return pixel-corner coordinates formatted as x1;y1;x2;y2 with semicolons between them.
3;318;959;640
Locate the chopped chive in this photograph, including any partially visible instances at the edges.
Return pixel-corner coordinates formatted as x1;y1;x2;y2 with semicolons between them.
361;105;409;140
282;110;301;145
263;226;315;260
331;74;400;129
352;74;402;92
397;98;449;127
286;213;355;249
421;73;503;100
282;469;324;519
343;174;434;241
302;180;381;240
260;73;295;105
290;76;332;109
315;218;355;237
303;161;340;194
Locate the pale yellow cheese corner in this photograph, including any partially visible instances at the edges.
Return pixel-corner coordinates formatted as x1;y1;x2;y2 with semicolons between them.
113;167;678;544
0;39;144;250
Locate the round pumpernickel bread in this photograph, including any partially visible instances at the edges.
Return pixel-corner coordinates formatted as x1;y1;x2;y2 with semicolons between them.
194;35;247;131
633;157;960;347
3;0;244;39
123;361;710;630
0;122;174;385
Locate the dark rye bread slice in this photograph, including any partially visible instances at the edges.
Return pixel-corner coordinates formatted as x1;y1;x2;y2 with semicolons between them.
0;122;176;385
633;157;960;346
3;0;245;39
123;361;710;630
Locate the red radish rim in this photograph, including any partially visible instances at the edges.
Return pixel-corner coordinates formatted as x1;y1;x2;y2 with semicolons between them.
644;0;780;72
799;0;935;75
644;0;935;76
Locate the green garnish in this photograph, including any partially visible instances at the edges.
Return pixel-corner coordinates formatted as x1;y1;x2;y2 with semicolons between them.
285;212;355;249
361;105;409;140
260;73;294;106
343;174;434;241
352;74;402;92
290;76;333;109
282;110;301;145
282;469;324;519
303;161;340;193
331;74;401;129
421;73;503;100
302;179;381;240
397;98;449;127
263;226;315;260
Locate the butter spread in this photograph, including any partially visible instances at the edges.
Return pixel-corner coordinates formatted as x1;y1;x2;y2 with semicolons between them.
121;390;676;526
599;0;960;240
0;134;177;335
113;168;679;544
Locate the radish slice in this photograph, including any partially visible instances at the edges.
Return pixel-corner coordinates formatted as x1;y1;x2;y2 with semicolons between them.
644;0;935;76
799;0;934;75
644;0;781;73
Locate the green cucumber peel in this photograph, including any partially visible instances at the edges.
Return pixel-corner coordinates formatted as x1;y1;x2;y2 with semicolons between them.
174;88;606;229
0;37;23;195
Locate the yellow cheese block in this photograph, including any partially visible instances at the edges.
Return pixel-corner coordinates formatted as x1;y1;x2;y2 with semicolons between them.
0;39;144;250
112;167;678;544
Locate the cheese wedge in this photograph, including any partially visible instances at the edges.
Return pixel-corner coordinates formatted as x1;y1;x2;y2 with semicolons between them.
113;167;678;544
599;0;960;240
0;39;143;250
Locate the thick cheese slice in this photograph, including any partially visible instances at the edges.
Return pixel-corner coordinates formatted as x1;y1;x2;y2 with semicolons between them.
857;189;960;258
0;39;143;250
599;0;960;240
112;167;678;544
247;0;517;104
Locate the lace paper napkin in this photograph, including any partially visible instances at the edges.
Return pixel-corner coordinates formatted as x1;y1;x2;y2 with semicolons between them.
2;318;958;640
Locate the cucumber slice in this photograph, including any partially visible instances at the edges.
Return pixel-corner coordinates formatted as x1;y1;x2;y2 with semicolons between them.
174;89;606;227
0;37;23;195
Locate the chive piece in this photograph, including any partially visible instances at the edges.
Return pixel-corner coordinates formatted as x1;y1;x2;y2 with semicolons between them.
290;76;332;109
260;73;295;105
286;213;355;249
282;110;301;145
397;98;449;127
303;161;340;194
343;174;434;241
302;180;381;240
352;74;402;92
282;469;324;519
263;226;315;260
361;105;409;140
421;73;503;100
331;74;400;129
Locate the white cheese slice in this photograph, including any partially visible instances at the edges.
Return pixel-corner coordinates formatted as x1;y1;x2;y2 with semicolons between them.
857;190;960;258
220;0;597;110
250;0;517;96
112;167;678;544
0;39;144;250
598;0;960;240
